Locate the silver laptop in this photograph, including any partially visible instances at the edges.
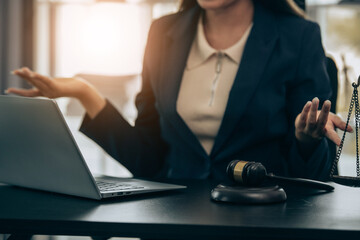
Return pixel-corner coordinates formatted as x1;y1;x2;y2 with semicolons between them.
0;95;185;200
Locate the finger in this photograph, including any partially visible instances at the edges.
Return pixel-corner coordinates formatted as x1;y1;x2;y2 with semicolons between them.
12;68;38;84
316;100;331;133
330;113;354;133
32;72;53;85
12;68;30;79
14;68;50;91
5;88;42;97
28;71;54;92
325;129;342;146
13;67;34;78
297;101;311;130
12;67;27;75
306;97;319;130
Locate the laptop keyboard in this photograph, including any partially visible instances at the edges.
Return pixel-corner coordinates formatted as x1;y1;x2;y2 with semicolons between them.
96;181;145;192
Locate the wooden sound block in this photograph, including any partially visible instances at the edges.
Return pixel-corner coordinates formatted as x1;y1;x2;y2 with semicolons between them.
211;184;287;204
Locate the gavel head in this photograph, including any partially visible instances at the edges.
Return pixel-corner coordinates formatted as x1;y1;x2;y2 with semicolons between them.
226;160;267;187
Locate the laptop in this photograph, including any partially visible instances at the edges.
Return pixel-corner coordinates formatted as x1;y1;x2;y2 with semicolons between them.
0;96;185;200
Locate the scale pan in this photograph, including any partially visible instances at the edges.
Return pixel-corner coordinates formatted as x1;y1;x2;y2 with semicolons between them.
331;175;360;187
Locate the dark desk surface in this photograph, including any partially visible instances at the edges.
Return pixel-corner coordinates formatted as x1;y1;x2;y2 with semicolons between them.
0;180;360;240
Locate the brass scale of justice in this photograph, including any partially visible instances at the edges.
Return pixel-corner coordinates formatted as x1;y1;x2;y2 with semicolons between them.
331;75;360;187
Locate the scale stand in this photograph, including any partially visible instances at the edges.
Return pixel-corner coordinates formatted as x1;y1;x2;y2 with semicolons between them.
330;75;360;187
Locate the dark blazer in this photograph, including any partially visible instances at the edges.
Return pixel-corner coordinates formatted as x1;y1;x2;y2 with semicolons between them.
80;3;332;181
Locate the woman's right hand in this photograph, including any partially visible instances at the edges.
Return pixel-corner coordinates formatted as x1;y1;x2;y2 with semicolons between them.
7;67;89;99
7;67;106;119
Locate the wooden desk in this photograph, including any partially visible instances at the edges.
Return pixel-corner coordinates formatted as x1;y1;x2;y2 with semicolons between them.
0;180;360;240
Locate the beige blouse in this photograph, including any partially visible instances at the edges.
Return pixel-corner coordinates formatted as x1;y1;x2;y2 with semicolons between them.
177;17;253;155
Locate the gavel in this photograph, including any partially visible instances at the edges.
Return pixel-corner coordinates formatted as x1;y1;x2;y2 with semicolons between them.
226;160;334;191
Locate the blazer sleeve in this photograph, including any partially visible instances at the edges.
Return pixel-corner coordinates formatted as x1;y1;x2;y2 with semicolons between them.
285;22;333;181
79;21;168;178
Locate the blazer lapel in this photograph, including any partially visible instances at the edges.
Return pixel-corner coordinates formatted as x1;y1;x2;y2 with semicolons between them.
211;3;279;157
158;7;208;159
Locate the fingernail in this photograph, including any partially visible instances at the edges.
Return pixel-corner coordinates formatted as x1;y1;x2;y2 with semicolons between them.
10;71;15;75
4;89;9;94
303;101;311;110
313;97;319;102
324;100;331;110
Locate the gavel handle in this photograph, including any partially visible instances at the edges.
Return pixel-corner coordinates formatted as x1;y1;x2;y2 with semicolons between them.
266;173;334;191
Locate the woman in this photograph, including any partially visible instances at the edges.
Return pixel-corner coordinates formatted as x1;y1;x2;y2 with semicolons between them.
7;0;350;181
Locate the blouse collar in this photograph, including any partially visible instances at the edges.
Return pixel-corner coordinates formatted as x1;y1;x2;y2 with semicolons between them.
187;15;253;70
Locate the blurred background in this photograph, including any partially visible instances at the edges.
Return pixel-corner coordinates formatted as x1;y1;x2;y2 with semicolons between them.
0;0;360;239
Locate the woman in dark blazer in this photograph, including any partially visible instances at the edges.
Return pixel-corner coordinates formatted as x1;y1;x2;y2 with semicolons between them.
9;0;350;181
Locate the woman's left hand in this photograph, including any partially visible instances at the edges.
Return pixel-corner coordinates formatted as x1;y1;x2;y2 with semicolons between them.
295;97;352;147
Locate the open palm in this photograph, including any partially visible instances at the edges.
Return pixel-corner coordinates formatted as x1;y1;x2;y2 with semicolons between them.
7;67;88;99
